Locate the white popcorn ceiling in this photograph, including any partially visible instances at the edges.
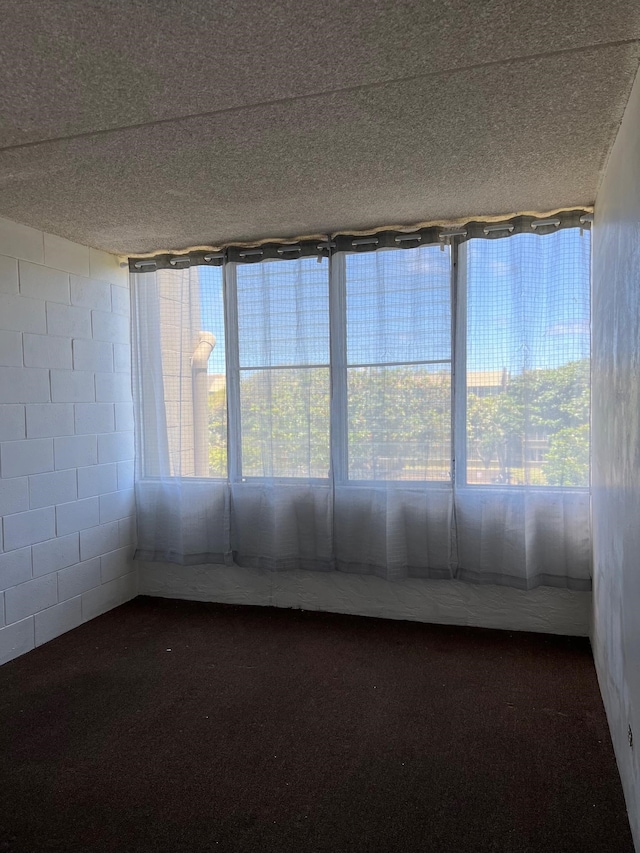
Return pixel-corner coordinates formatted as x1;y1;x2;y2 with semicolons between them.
0;0;638;255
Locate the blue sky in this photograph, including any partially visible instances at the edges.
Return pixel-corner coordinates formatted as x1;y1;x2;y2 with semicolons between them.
198;266;226;372
465;229;590;373
197;228;590;375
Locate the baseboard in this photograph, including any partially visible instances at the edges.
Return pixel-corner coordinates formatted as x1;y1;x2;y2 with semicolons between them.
138;562;591;636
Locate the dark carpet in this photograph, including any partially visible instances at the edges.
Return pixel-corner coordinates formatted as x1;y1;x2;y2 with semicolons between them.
0;597;633;853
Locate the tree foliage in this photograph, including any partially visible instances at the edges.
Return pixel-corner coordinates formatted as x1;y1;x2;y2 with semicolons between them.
544;424;590;487
347;367;450;479
208;386;227;476
207;358;590;486
238;369;330;477
467;359;589;485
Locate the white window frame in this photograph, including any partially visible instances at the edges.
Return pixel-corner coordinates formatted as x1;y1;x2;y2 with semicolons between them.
133;215;591;492
224;246;454;486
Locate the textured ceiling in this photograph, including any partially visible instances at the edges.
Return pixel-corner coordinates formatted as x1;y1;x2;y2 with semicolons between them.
0;0;638;255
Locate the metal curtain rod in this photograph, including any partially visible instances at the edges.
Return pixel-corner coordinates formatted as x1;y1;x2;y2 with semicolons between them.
128;209;593;272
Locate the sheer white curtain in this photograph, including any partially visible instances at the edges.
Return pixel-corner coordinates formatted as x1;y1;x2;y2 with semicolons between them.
331;247;453;579
131;221;592;589
131;265;229;563
227;255;334;571
227;248;452;579
453;229;591;589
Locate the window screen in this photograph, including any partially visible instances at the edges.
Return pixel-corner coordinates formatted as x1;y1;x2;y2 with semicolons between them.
344;246;452;481
236;257;331;478
137;219;590;492
464;229;590;487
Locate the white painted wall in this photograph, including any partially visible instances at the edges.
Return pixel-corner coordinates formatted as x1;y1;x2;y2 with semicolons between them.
0;217;137;665
592;69;640;849
139;562;591;636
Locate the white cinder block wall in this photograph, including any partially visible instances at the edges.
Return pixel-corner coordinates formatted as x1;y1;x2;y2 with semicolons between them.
0;216;137;665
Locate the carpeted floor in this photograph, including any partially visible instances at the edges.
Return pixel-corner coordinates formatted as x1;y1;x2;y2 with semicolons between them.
0;597;633;853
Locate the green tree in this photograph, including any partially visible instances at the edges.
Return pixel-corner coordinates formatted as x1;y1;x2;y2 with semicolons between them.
466;359;590;486
208;386;227;476
467;392;523;480
207;358;590;486
347;367;450;479
544;424;590;486
239;369;330;477
511;359;589;433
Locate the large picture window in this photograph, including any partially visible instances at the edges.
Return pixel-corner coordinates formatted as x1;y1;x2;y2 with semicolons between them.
135;224;590;488
131;212;592;589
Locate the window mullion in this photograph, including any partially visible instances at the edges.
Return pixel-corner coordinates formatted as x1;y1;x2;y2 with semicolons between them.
329;252;348;482
223;261;242;482
452;239;468;486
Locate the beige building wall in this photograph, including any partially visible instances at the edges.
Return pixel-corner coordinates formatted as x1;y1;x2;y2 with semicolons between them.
157;268;203;477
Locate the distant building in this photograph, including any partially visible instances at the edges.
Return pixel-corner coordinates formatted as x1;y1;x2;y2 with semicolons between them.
156;268;204;476
467;369;509;396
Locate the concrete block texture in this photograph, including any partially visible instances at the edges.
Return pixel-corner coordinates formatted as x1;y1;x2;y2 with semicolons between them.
0;216;135;663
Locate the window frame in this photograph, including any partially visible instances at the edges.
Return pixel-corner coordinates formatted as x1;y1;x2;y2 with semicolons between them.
454;229;591;491
225;257;333;483
334;245;454;486
225;246;455;486
133;215;591;491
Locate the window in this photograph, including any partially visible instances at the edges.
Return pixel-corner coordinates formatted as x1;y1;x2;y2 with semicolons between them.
132;214;592;587
134;218;590;490
233;257;331;479
462;229;590;487
343;246;451;481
